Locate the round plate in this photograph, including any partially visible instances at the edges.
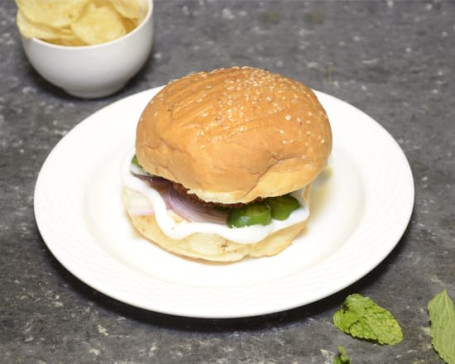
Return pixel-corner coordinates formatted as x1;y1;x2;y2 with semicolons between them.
34;87;414;318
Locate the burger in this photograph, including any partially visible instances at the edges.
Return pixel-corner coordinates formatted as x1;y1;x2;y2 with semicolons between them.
121;66;332;262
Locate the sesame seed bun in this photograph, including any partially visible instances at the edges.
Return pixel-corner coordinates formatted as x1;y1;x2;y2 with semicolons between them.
136;66;332;204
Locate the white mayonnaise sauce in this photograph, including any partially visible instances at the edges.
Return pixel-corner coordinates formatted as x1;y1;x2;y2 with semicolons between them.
120;150;310;244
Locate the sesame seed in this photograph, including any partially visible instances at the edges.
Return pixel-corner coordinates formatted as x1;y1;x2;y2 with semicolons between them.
279;129;285;135
285;114;292;121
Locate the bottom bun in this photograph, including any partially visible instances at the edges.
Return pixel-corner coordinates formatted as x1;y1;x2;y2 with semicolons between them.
123;188;310;262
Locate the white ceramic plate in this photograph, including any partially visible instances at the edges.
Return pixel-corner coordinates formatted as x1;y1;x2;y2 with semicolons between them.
34;87;414;318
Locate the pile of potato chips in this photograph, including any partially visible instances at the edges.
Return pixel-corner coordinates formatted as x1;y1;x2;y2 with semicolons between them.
16;0;146;46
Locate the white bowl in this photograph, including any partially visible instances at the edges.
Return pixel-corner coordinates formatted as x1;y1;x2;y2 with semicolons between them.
20;0;154;99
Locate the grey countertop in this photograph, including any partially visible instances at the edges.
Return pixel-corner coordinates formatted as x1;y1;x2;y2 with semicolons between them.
1;1;454;363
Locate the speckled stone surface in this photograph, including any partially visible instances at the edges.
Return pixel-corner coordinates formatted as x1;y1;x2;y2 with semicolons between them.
1;1;454;363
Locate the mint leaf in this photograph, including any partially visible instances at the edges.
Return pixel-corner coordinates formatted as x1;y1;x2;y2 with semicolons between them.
332;346;350;364
428;289;455;364
333;293;403;345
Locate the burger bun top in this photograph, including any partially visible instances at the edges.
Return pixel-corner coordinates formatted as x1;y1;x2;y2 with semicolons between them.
136;66;332;204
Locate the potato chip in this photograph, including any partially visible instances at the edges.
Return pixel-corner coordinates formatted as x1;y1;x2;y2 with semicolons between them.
16;11;75;40
121;17;139;33
107;0;140;20
16;0;143;46
16;0;89;28
70;4;126;45
46;36;86;47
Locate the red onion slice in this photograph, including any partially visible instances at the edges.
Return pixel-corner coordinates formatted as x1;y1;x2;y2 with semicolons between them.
167;186;228;225
132;173;171;191
141;175;171;190
129;165;228;225
130;163;169;187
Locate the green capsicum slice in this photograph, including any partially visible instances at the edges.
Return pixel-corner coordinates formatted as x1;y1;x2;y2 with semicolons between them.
227;202;272;228
265;194;300;220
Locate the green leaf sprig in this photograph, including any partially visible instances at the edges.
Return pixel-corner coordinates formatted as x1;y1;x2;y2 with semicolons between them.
332;346;351;364
333;293;403;345
428;289;455;364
